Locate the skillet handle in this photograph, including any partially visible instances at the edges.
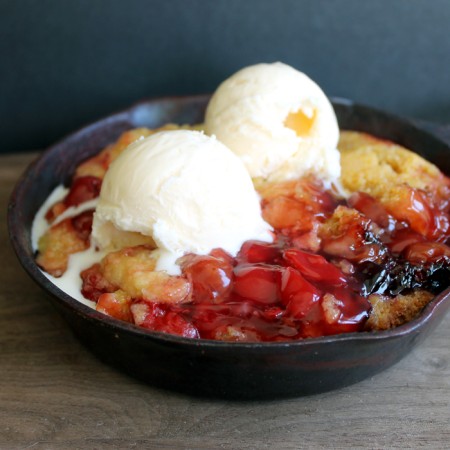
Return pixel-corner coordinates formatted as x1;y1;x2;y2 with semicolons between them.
411;119;450;146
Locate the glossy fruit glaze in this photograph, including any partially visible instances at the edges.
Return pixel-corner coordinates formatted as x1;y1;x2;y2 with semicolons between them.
57;170;450;342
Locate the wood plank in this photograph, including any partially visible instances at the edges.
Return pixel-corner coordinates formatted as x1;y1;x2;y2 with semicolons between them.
1;152;450;449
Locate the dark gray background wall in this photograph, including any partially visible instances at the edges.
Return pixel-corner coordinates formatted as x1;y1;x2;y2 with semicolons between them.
1;0;450;153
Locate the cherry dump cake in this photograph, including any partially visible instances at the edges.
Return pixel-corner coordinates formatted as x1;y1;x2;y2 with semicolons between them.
33;63;450;342
34;127;450;341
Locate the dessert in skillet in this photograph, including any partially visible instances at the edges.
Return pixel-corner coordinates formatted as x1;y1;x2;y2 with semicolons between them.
33;63;450;341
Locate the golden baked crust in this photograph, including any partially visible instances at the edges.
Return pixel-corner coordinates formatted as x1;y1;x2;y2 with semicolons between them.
99;245;191;303
365;290;434;331
338;131;449;238
37;218;89;277
339;131;441;195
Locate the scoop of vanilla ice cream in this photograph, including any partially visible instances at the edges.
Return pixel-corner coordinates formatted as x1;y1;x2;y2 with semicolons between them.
205;62;340;185
91;130;273;274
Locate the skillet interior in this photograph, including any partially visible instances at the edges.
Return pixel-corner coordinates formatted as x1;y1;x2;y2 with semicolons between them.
8;96;450;399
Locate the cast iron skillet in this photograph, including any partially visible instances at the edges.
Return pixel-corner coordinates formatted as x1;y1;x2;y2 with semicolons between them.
8;95;450;399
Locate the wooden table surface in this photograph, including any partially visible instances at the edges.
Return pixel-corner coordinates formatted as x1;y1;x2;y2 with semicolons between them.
1;152;450;450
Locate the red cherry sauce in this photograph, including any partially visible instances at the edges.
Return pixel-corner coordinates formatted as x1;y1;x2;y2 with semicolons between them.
84;178;450;341
139;240;371;342
63;176;100;243
45;176;102;223
65;176;102;207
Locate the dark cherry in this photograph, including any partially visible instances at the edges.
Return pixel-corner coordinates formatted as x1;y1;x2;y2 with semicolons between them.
71;209;94;242
136;302;200;339
181;254;233;302
280;267;321;318
386;228;426;254
80;263;116;302
233;264;282;305
65;176;102;207
349;192;396;232
283;248;347;286
403;241;450;264
236;240;282;265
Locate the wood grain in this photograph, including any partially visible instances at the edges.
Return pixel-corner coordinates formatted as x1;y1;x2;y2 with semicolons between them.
1;153;450;450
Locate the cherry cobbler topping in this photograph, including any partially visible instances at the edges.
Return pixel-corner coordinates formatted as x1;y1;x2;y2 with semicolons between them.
36;128;450;341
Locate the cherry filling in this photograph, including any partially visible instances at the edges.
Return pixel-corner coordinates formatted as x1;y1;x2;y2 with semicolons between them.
347;191;450;296
71;210;95;242
81;179;450;341
116;242;372;341
45;176;102;223
65;176;102;207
